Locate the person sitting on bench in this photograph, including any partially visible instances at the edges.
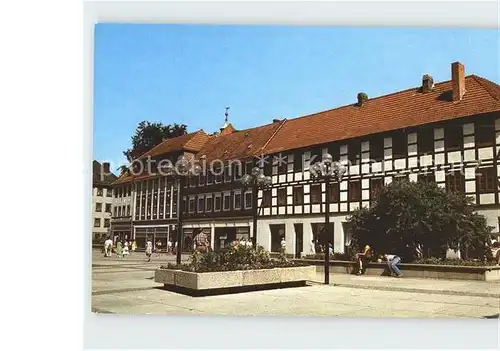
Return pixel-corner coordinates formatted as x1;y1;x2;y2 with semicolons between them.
356;245;372;275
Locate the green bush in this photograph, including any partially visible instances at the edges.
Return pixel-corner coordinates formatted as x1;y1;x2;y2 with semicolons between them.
412;258;492;267
160;244;308;273
346;179;493;261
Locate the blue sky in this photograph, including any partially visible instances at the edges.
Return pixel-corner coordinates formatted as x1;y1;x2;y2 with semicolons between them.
93;25;499;172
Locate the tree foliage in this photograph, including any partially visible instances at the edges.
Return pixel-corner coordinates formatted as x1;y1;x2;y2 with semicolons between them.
123;121;188;162
347;179;493;260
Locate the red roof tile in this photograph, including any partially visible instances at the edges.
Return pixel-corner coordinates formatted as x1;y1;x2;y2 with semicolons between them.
139;130;209;159
196;120;286;163
263;75;500;154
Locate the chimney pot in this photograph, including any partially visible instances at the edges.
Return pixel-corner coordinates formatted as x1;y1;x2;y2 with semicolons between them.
421;74;434;93
103;162;110;174
357;92;368;106
451;61;466;101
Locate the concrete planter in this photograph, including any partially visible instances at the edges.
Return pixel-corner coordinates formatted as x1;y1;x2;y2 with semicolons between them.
294;259;500;281
155;265;316;292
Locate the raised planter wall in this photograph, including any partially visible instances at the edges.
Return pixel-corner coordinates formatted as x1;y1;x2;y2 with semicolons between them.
155;265;317;291
294;259;500;281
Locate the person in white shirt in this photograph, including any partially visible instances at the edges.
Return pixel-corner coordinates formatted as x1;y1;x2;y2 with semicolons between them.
309;240;316;255
145;239;153;262
123;241;130;257
104;238;113;257
280;237;286;253
384;253;403;277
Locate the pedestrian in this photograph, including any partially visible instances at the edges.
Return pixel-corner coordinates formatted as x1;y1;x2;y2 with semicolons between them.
356;244;372;275
309;240;316;255
280;237;286;252
384;253;403;277
145;238;153;262
156;240;162;257
167;239;172;254
116;240;123;259
131;240;137;254
193;230;209;253
104;237;113;257
490;241;500;266
123;241;130;258
328;242;333;256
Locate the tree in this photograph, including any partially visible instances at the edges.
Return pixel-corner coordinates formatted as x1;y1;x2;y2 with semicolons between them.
347;179;492;260
123;121;188;162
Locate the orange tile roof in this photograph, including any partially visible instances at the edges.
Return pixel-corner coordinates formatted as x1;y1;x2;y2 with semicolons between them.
196;120;286;163
139;130;209;159
263;75;500;154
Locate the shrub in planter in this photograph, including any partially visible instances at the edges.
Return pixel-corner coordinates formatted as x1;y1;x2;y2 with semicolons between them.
160;245;307;273
304;252;353;261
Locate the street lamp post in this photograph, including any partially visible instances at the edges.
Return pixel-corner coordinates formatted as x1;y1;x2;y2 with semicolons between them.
310;154;347;284
241;166;272;248
162;155;202;265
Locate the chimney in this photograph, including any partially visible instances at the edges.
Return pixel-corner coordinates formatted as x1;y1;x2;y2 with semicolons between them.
451;61;466;101
357;92;368;106
421;74;434;93
103;162;110;174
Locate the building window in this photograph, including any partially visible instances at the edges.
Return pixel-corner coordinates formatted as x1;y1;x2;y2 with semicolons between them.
445;171;465;193
348;140;361;165
277;155;288;174
310;148;322;165
223;165;231;183
264;158;272;175
104;219;110;228
445;123;463;151
392;131;407;158
370;178;384;200
199;174;206;186
232;163;242;181
93;218;101;227
188;198;196;213
370;137;384;161
348;180;361;201
244;191;252;209
418;173;436;184
293;186;304;205
277;188;287;206
198;196;205;213
476;167;496;193
105;204;111;213
97;187;103;196
214;166;223;183
95;203;102;212
234;192;242;210
114;207;118;217
214;195;222;211
127;186;131;197
294;152;303;172
205;197;213;212
475;117;495;148
328;182;340;203
310;184;322;204
223;193;231;211
106;188;113;197
418;127;434;154
207;170;213;185
328;144;340;164
127;205;131;216
188;176;196;188
262;190;272;207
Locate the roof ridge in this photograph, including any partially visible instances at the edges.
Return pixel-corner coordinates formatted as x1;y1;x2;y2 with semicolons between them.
258;119;288;155
284;75;484;123
470;74;500;101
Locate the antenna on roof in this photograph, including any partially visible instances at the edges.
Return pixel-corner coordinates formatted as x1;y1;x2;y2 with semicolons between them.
225;107;230;122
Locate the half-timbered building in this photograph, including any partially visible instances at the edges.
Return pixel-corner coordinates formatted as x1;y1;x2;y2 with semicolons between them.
257;62;500;256
109;61;500;255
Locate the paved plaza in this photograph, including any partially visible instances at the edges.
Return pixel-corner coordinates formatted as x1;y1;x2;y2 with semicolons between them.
91;250;500;318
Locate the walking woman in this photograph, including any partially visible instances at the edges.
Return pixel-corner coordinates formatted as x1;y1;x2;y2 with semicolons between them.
116;240;123;259
145;238;153;262
131;240;137;254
